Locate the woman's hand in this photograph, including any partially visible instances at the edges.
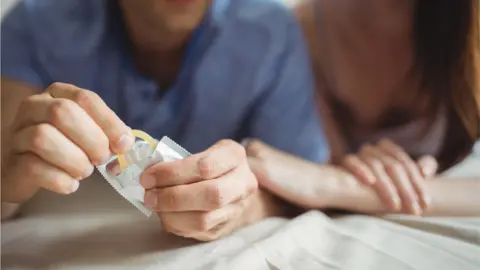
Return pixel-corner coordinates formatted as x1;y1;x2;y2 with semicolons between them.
341;139;438;215
2;82;135;203
140;140;259;242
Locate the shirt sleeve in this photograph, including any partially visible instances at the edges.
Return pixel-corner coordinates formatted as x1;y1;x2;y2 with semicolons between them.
1;2;49;89
246;14;330;163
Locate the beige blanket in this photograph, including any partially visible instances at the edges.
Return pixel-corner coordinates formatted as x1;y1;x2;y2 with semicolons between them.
2;155;480;269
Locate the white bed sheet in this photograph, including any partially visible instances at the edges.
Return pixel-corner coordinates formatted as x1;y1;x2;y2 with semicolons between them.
2;155;480;270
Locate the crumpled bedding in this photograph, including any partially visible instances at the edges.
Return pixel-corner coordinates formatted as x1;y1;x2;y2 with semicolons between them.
2;154;480;270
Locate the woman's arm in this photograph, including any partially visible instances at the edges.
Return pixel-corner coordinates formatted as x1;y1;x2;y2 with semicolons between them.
325;168;480;216
248;141;480;217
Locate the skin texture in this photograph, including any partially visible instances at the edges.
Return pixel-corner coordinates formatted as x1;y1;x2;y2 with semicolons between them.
247;140;480;217
1;81;135;203
341;139;437;215
139;140;282;241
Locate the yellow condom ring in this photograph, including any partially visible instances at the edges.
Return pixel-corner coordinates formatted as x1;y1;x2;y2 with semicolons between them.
117;130;158;171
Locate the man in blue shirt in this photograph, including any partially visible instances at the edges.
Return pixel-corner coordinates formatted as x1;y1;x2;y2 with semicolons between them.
1;0;328;241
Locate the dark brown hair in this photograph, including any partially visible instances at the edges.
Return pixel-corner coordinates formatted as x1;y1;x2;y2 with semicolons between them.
413;0;480;169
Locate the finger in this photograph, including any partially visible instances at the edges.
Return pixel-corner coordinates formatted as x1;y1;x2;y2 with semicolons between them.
2;153;80;202
47;82;134;153
378;139;429;209
159;202;244;235
145;164;257;212
197;139;246;179
141;154;203;189
359;145;401;210
141;139;246;189
15;94;111;165
13;124;94;180
417;155;438;178
377;139;411;161
342;154;377;184
384;161;423;215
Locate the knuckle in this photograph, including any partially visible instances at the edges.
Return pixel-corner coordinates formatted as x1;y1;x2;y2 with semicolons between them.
30;124;50;152
48;82;69;91
48;99;75;126
217;139;235;147
205;185;225;209
18;97;35;113
198;157;217;179
218;139;246;156
72;90;97;108
245;139;265;158
385;161;402;172
230;140;246;156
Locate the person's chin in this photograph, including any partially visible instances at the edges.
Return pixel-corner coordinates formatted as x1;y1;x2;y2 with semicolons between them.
165;0;202;7
165;16;204;33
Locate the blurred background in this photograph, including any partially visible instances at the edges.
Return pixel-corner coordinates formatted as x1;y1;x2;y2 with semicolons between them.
1;0;16;17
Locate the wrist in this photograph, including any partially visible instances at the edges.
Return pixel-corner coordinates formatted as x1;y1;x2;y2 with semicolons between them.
239;189;285;227
322;166;384;213
316;166;364;209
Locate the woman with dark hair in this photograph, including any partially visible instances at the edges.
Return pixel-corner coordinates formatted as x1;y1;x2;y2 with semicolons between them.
247;0;480;216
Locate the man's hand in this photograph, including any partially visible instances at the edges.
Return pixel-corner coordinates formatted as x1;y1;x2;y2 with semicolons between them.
140;140;258;241
2;82;134;203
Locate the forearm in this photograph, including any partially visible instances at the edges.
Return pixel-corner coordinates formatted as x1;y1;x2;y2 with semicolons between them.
324;167;480;216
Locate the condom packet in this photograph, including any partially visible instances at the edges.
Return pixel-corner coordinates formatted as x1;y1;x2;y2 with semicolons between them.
96;134;191;216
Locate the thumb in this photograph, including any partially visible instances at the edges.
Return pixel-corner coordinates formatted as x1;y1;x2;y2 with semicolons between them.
417;155;438;178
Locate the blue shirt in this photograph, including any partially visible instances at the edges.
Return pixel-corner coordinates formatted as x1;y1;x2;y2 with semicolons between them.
1;0;330;162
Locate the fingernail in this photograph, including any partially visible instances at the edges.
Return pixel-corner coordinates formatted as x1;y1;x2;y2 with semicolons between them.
117;134;134;151
69;180;80;193
140;174;156;189
144;191;157;208
412;202;422;216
